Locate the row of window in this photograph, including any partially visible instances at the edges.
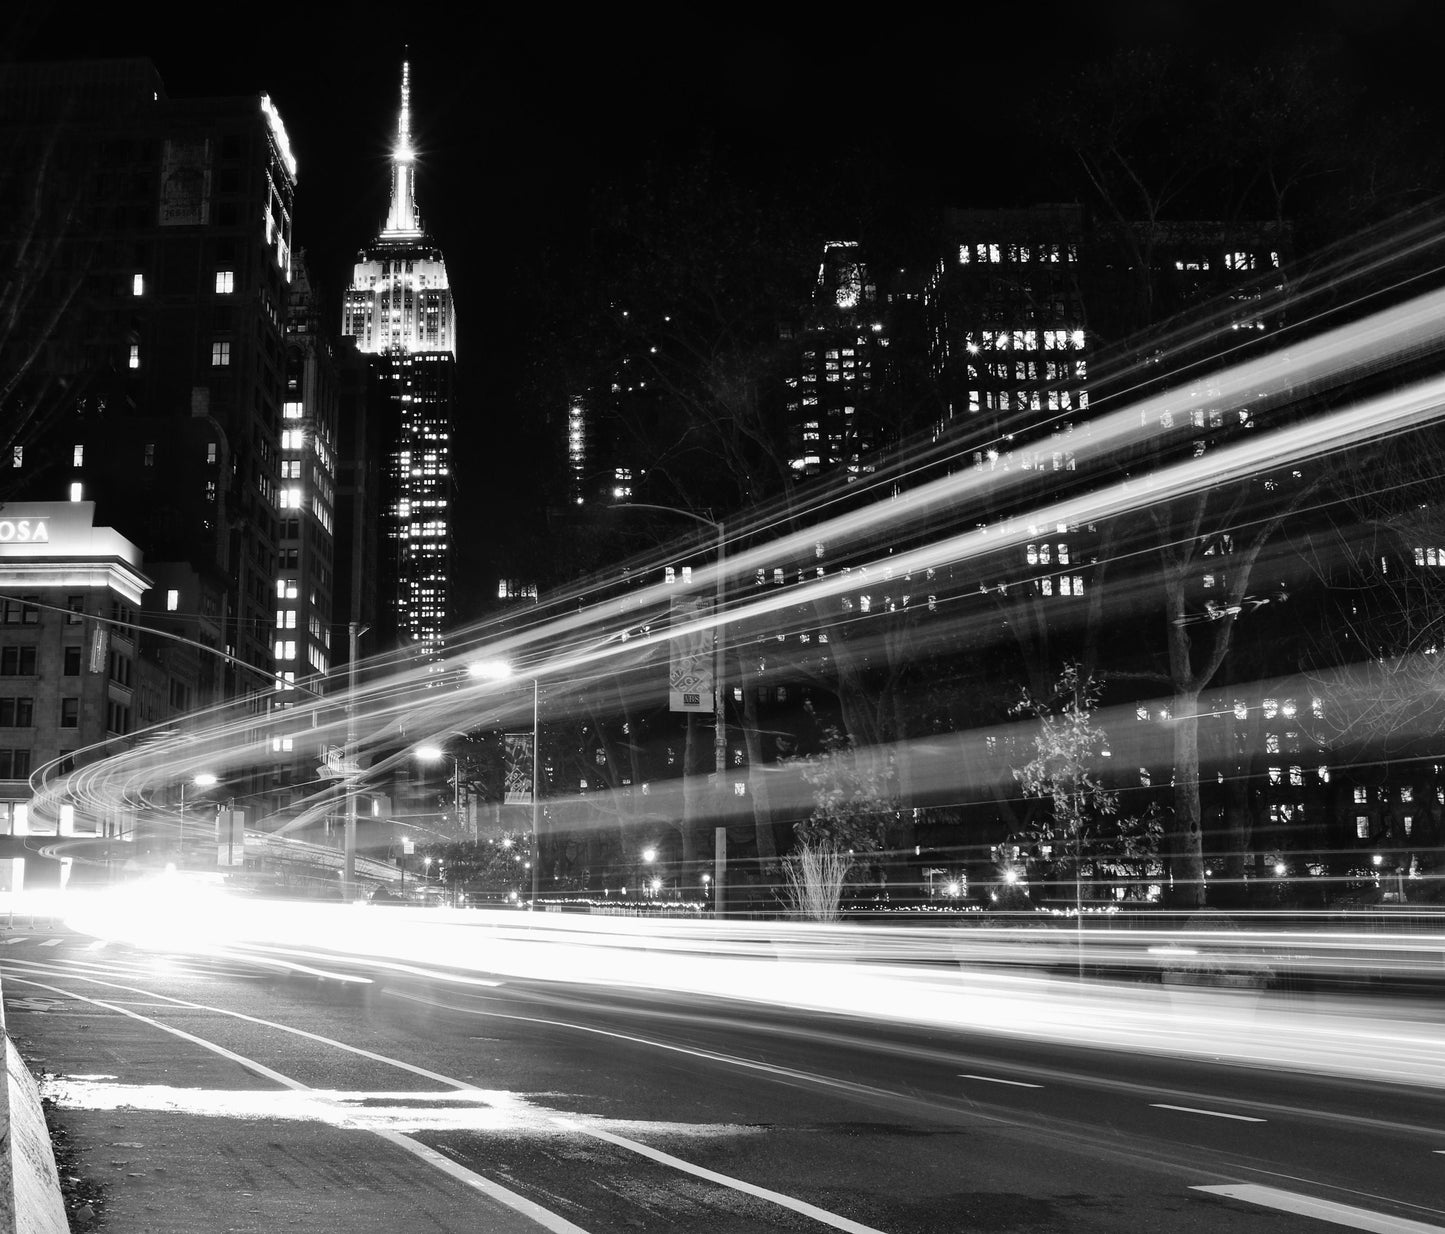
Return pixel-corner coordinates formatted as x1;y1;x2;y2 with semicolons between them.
2;646;103;676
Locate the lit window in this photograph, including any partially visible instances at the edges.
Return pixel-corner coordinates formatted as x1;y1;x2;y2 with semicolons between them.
212;341;231;367
1356;816;1370;839
69;482;83;502
132;273;144;296
72;444;83;467
216;270;235;294
166;590;179;612
128;344;140;369
144;443;155;467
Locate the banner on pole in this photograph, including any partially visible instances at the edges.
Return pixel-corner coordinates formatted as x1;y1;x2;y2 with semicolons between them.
668;595;713;713
504;732;533;804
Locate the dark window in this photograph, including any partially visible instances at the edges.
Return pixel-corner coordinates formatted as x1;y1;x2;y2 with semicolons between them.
0;749;31;779
63;647;81;676
0;647;37;676
0;698;34;727
67;597;84;624
60;698;79;728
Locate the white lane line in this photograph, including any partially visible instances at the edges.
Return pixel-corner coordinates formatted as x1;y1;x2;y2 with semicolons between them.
2;937;29;944
15;970;887;1232
1193;1184;1445;1232
556;1119;889;1234
38;938;64;947
7;975;596;1234
1152;1103;1265;1123
958;1073;1043;1088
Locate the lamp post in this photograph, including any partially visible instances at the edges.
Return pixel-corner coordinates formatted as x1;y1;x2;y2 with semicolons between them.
415;745;462;834
177;772;217;867
613;503;726;920
469;660;540;905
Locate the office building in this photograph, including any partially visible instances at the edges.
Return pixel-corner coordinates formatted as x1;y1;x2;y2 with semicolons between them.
341;62;458;661
0;57;300;708
0;502;150;886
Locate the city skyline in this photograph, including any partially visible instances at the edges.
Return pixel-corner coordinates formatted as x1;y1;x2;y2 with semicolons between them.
5;4;1444;623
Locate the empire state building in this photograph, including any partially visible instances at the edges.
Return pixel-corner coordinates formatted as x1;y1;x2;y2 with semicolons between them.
343;61;457;659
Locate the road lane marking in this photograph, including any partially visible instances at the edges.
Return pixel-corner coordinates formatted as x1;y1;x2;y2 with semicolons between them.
15;968;885;1232
7;974;597;1234
1192;1184;1445;1232
556;1119;889;1234
958;1073;1042;1088
1152;1103;1265;1122
38;938;64;947
2;937;29;944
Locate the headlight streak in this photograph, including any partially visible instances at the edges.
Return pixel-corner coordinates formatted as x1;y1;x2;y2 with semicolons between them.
34;276;1445;845
45;888;1445;1091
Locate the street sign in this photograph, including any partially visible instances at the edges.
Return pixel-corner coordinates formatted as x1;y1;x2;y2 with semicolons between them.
318;746;363;780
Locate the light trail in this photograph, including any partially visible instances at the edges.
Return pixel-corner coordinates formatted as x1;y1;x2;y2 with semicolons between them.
37;886;1445;1091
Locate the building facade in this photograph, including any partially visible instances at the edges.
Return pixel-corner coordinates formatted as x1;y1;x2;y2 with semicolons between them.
0;502;151;889
0;58;300;708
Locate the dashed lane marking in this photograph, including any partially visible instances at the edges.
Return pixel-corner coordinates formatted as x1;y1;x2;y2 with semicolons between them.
1192;1184;1445;1232
1153;1103;1266;1123
958;1073;1043;1088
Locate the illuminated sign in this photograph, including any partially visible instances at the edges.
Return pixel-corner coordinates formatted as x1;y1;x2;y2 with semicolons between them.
0;519;48;543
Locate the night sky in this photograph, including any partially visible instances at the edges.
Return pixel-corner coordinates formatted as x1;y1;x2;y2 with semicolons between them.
5;1;1442;601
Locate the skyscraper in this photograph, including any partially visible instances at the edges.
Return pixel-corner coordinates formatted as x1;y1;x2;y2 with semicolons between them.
0;58;300;708
342;62;457;660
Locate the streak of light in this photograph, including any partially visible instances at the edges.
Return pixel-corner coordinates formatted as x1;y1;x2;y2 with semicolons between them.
38;278;1445;840
45;886;1445;1091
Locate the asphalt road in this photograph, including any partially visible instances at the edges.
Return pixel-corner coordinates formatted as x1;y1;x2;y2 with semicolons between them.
2;920;1443;1233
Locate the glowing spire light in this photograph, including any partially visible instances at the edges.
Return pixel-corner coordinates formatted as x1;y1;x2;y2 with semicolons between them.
384;60;421;236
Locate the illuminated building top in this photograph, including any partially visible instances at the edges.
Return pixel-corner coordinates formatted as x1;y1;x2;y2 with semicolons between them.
342;61;457;357
0;502;149;604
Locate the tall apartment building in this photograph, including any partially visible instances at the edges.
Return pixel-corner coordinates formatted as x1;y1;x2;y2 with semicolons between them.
341;63;458;661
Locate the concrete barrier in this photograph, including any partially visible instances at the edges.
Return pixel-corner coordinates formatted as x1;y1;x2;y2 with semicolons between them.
0;973;69;1234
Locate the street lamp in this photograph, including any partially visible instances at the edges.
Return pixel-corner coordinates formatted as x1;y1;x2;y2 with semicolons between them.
415;744;462;834
177;772;217;866
612;503;727;921
615;504;726;785
469;659;539;905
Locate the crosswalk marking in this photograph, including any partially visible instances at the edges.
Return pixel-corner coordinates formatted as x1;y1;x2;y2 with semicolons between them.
1192;1184;1445;1231
38;937;65;947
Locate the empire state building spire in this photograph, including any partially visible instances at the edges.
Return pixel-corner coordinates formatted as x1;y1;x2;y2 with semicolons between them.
384;61;422;237
343;57;456;358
